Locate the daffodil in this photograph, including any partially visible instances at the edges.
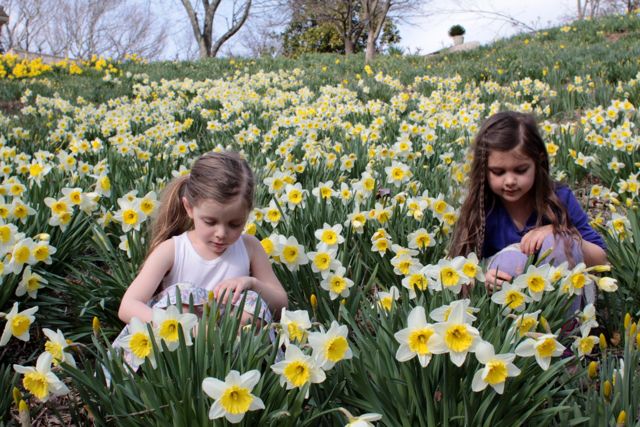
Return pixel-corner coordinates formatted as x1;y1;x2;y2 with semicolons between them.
344;412;383;426
117;317;157;369
407;228;435;250
278;308;312;347
578;303;598;335
423;257;468;294
401;268;431;298
431;299;480;366
1;302;38;346
596;276;618;292
491;282;532;313
13;353;69;402
152;305;197;351
573;330;599;358
560;263;593;297
512;264;553;301
471;341;520;394
395;306;445;367
307;243;340;277
515;333;565;371
279;236;309;272
506;310;541;341
283;183;306;210
271;344;326;396
461;252;485;282
42;328;76;367
113;198;147;233
320;266;354;300
15;266;47;298
375;286;399;311
314;223;345;247
202;370;265;424
308;321;353;370
429;299;478;323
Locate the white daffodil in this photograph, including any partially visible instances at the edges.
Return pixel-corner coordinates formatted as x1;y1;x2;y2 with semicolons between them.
431;299;481;367
596;276;618;292
118;317;157;369
314;223;345;247
345;412;383;426
307;243;340;278
407;228;435;251
400;267;431;299
42;328;76;368
461;252;485;282
578;303;598;336
202;370;265;424
308;321;353;370
271;344;326;397
152;305;198;351
394;306;445;367
320;266;354;300
471;341;521;394
573;330;599;358
491;281;532;313
429;299;478;323
560;263;593;297
506;310;541;342
279;236;309;272
515;333;565;371
13;352;69;402
512;264;553;301
1;302;38;346
113;198;147;233
278;308;312;347
375;286;400;311
423;257;468;294
15;266;47;298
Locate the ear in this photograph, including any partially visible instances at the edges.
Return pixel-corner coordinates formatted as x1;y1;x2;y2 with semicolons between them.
182;197;194;219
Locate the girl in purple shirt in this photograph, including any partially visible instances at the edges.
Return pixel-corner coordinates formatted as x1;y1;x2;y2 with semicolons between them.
449;111;607;295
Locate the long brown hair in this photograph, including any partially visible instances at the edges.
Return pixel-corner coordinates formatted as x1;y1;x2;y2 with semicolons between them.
147;151;255;255
449;111;577;258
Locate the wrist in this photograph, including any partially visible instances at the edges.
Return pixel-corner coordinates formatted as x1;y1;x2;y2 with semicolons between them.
249;277;257;291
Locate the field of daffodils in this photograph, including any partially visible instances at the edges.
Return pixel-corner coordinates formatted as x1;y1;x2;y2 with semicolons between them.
0;14;639;427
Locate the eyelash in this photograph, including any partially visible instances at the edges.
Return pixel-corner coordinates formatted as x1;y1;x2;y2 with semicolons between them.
490;168;528;176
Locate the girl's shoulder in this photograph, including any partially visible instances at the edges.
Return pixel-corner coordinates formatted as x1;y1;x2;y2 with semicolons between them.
241;234;262;258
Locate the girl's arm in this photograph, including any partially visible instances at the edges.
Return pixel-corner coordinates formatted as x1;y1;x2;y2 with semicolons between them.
213;235;288;317
118;239;175;324
582;239;608;267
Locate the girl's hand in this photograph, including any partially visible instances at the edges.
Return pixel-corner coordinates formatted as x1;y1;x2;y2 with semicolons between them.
520;225;554;255
213;276;255;305
484;269;512;294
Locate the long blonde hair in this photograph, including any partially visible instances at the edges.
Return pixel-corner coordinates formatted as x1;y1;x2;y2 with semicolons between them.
148;151;255;255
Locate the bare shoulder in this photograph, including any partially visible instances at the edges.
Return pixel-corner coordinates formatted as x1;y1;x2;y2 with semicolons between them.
241;234;264;258
145;238;175;269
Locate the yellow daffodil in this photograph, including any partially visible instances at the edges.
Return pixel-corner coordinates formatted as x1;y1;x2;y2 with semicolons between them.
471;341;520;394
13;353;69;402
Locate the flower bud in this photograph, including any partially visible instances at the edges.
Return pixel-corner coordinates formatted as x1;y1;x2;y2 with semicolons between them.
18;399;30;426
616;410;626;427
599;333;607;351
636;332;640;349
603;380;612;400
590;264;611;273
588;361;598;379
12;387;21;406
624;313;631;330
310;294;317;310
540;316;550;333
92;316;101;335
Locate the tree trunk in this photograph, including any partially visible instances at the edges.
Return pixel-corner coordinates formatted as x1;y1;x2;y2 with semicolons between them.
363;0;390;63
345;37;354;54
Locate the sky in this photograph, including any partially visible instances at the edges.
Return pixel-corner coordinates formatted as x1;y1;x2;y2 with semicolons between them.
396;0;577;55
160;0;580;59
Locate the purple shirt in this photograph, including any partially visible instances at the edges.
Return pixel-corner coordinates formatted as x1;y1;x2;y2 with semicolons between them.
482;185;606;258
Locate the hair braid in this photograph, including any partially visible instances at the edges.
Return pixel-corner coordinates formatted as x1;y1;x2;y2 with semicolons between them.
477;146;487;255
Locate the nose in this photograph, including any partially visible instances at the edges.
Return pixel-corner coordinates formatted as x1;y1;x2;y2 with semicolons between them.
214;225;227;240
504;173;517;187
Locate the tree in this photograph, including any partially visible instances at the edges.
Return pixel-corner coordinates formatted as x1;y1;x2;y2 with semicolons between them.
281;0;412;59
0;0;167;60
178;0;254;58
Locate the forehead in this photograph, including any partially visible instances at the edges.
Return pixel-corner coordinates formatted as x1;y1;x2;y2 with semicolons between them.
487;146;533;167
193;197;248;218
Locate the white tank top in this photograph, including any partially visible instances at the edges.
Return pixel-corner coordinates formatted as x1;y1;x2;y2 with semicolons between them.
161;232;251;292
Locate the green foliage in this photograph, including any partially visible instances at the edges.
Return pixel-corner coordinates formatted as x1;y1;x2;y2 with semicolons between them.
448;25;466;37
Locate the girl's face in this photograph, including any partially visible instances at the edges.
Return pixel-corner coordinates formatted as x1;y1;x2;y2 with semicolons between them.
487;145;536;207
183;196;248;258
